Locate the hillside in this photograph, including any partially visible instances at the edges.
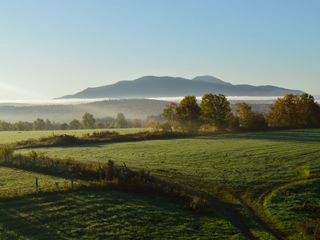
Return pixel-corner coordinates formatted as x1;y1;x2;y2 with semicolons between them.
57;75;304;99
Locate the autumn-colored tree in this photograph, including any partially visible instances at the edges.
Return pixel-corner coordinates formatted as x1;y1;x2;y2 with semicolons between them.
234;102;252;127
235;102;268;130
132;119;141;128
268;93;320;127
175;95;201;133
149;120;161;132
227;113;240;131
82;112;96;129
200;93;231;131
162;102;177;132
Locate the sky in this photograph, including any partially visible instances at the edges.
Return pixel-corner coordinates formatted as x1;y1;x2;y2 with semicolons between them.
0;0;319;100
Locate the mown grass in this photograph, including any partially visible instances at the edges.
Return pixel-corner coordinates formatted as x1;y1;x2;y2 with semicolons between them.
265;178;320;239
0;128;149;145
0;166;82;195
17;129;320;191
14;128;320;238
0;190;244;240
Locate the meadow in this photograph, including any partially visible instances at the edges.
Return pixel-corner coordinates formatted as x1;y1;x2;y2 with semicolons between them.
0;166;82;195
2;128;320;238
0;191;244;239
0;128;149;145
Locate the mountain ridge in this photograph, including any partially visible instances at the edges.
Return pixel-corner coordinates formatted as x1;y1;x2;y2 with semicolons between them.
57;75;304;99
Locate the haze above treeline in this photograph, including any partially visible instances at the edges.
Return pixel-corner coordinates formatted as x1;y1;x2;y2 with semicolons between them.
0;75;317;124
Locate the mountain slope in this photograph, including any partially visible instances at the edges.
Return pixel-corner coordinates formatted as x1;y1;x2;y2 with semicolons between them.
57;76;304;99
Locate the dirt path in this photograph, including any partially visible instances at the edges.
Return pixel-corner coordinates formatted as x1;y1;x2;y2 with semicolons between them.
209;195;288;239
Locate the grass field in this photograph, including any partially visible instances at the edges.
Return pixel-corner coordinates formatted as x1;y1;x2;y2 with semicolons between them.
0;128;149;145
4;128;320;238
265;178;320;239
0;166;82;194
14;128;320;238
0;190;244;240
17;129;320;189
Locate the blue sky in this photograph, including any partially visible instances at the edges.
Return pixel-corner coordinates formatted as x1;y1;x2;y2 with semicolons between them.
0;0;319;100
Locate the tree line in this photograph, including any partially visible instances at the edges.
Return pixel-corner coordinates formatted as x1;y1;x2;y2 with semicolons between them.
158;93;320;133
1;93;319;132
0;112;160;131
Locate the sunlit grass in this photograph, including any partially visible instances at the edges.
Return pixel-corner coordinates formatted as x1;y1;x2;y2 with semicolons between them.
0;128;149;145
0;166;82;195
264;178;320;239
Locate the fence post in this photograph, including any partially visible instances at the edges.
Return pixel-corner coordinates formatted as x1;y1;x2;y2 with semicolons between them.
51;160;54;171
71;174;74;189
99;165;102;182
4;154;7;163
76;164;79;176
122;169;125;179
36;178;38;189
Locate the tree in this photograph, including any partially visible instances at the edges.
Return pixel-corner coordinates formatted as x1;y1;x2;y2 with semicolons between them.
175;95;201;133
132;119;141;128
235;102;268;130
59;123;70;130
95;122;105;129
95;117;115;128
82;112;96;129
33;118;46;130
200;93;231;131
268;93;320;127
45;119;53;130
0;120;11;131
115;113;127;128
162;103;177;132
70;119;81;129
12;121;29;131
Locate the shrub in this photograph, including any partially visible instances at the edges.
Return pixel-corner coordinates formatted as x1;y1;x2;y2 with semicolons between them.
0;145;14;158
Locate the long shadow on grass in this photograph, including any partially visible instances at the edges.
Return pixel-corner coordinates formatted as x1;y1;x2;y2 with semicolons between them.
0;191;241;239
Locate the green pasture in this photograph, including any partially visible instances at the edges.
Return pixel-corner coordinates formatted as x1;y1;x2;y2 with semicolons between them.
0;166;82;194
264;178;320;239
0;128;149;145
0;190;244;240
17;129;320;194
7;128;320;238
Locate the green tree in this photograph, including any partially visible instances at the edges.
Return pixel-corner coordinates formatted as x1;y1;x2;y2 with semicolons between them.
70;119;81;129
115;113;127;128
82;112;96;129
95;122;105;129
45;119;53;130
12;121;29;131
33;118;46;130
0;120;11;131
59;123;70;130
175;95;201;133
200;93;231;131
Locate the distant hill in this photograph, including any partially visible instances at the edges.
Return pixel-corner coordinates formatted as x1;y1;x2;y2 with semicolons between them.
57;75;304;99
